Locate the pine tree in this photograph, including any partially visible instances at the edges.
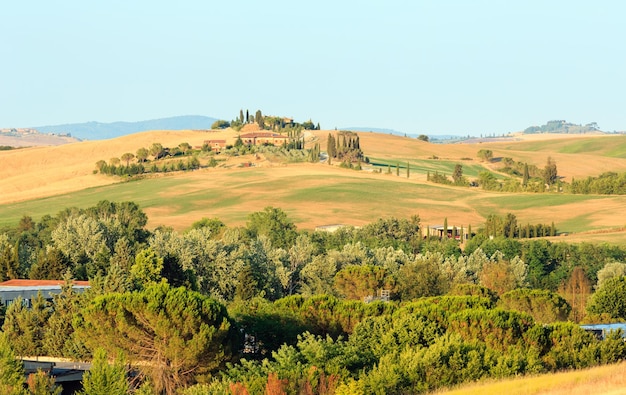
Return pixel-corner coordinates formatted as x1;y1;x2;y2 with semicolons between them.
0;333;25;395
79;348;129;395
27;370;62;395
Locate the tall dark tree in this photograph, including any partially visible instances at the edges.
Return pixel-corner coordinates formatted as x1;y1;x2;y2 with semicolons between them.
452;164;463;184
327;134;336;159
239;109;244;124
522;163;530;187
255;110;264;129
544;156;558;186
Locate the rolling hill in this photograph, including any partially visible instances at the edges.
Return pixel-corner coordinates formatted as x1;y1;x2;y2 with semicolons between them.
2;129;626;242
33;115;218;140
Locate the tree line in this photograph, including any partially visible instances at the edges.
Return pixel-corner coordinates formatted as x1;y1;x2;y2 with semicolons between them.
213;109;321;132
95;142;206;177
326;131;365;166
2;203;626;393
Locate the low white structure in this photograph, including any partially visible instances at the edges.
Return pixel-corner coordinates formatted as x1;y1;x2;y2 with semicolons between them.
0;279;90;307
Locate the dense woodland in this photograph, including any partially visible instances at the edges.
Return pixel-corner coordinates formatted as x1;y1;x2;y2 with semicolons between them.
1;201;626;394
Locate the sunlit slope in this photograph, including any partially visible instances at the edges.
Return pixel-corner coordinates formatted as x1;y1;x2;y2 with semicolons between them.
331;131;626;182
2;129;626;236
0;129;234;204
2;162;626;234
435;361;626;395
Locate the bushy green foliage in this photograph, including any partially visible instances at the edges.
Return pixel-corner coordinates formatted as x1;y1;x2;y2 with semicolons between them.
334;265;391;300
246;207;298;249
571;171;626;194
0;333;26;395
78;348;129;395
587;276;626;320
499;288;571;323
448;309;534;351
78;283;235;393
3;204;626;394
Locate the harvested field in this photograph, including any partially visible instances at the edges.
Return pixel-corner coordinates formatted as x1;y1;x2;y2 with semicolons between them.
2;129;626;241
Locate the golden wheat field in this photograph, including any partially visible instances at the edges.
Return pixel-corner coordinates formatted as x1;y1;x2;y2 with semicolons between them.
434;361;626;395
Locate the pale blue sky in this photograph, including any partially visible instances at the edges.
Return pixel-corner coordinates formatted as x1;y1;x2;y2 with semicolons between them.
2;1;625;135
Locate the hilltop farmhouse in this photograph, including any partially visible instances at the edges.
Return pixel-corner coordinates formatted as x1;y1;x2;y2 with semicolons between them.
240;132;289;146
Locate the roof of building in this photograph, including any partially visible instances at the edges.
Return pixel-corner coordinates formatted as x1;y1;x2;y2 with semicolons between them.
205;139;226;143
0;279;90;288
239;132;288;139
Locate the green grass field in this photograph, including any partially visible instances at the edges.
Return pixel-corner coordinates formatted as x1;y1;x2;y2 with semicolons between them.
492;135;626;158
2;165;625;240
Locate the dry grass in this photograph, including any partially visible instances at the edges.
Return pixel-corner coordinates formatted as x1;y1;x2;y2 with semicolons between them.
0;129;238;205
3;129;626;238
434;362;626;395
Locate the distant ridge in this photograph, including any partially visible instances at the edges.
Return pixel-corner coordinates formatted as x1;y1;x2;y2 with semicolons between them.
33;115;218;140
523;120;602;135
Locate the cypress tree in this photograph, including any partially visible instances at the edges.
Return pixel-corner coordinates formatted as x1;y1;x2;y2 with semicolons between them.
468;224;472;240
522;163;529;187
443;218;448;239
407;162;410;178
396;163;400;176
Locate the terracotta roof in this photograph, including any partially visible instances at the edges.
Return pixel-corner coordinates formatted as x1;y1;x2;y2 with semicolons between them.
205;139;226;143
0;279;90;287
239;132;288;139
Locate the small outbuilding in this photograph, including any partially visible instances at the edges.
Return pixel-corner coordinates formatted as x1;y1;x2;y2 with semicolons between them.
580;323;626;340
0;279;90;307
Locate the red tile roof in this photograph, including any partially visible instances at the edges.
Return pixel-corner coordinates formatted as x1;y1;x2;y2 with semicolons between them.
239;132;288;139
0;279;90;287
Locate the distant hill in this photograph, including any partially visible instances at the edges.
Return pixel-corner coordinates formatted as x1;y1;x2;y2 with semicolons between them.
523;120;601;134
341;127;407;136
34;115;218;140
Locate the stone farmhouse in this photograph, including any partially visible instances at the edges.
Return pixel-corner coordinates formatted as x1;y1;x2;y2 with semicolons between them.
204;139;227;152
240;132;289;146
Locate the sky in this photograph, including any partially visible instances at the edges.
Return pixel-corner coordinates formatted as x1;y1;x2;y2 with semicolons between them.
2;1;626;135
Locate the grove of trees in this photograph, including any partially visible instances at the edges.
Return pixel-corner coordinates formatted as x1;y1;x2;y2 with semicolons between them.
1;202;626;394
